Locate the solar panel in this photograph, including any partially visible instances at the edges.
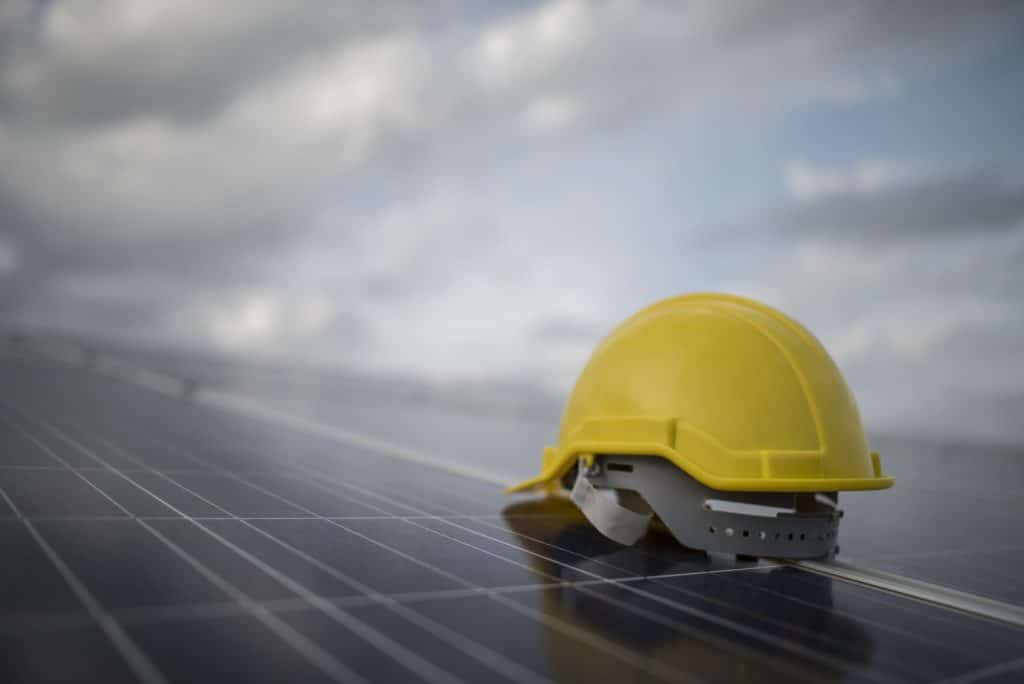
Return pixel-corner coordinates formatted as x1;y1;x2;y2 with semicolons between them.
1;354;1023;683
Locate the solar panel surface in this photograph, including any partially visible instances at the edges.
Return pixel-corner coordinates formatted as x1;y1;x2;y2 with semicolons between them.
1;349;1023;683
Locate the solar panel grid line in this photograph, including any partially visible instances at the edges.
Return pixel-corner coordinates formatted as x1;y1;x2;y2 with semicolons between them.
135;427;440;517
6;515;139;521
8;409;479;684
355;605;557;684
121;565;789;625
101;358;1024;618
12;370;741;684
0;484;169;684
795;559;1024;630
116;382;493;500
6;571;726;639
123;413;843;679
110;573;721;628
394;489;999;677
19;518;172;684
200;389;511;488
0;410;386;684
0;482;20;518
151;368;1024;643
80;422;694;684
0;576;669;639
0;411;137;518
286;466;916;683
305;469;673;578
134;518;370;684
166;514;521;521
66;409;759;682
0;376;942;565
370;489;968;674
702;565;994;667
0;465;225;475
280;469;862;683
31;412;576;684
137;417;502;517
156;515;504;521
329;466;498;512
114;573;770;630
0;609;97;636
1;538;789;627
152;393;510;509
485;591;713;684
111;599;256;627
10;514;553;523
7;398;781;620
726;557;1024;657
351;487;911;663
73;429;564;684
101;388;906;681
0;464;107;471
406;520;872;682
909;555;1024;593
843;543;1024;562
932;655;1024;684
8;360;1024;679
0;507;978;684
19;385;1011;671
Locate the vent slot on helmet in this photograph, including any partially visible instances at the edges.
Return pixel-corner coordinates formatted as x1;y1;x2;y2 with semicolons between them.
704;499;796;518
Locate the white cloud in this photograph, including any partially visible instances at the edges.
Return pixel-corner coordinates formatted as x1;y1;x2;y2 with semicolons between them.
476;0;591;86
783;158;922;201
824;309;987;364
523;93;584;130
185;289;340;353
0;32;431;244
817;71;903;106
227;34;427;140
2;1;1023;444
204;292;279;349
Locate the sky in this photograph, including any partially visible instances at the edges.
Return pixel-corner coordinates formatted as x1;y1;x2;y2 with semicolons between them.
1;1;1023;444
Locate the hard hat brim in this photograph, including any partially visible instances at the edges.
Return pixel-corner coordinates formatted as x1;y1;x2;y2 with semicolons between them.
507;431;893;495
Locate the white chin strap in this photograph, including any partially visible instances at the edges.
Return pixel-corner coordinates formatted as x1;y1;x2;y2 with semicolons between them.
570;462;651;545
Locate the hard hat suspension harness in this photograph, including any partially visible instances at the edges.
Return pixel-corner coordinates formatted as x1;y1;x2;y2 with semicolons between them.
572;455;841;559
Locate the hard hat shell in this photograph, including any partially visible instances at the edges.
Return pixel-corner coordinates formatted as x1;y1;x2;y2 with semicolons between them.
509;293;892;495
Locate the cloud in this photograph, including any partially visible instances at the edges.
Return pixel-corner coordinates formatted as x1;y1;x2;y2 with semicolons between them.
725;179;1024;442
533;316;607;344
783;159;922;201
760;167;1024;240
470;0;1023;128
0;236;16;274
1;1;1023;443
0;2;428;127
523;94;585;130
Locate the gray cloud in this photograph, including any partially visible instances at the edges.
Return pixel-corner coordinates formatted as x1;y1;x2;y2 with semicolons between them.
1;1;1022;443
533;317;606;344
0;3;429;127
723;172;1024;442
773;171;1024;239
704;169;1024;251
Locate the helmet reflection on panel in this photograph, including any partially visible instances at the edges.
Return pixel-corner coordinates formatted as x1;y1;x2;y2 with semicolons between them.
499;498;878;682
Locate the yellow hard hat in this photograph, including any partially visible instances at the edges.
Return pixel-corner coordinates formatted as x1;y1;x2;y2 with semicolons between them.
509;293;892;559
